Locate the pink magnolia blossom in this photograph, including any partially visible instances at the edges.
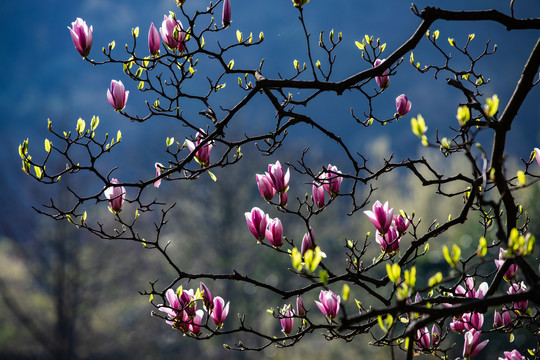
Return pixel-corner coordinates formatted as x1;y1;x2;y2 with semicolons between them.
416;327;431;350
493;307;512;328
179;288;197;318
148;22;161;55
364;200;394;234
376;227;400;254
154;162;163;188
159;288;182;325
396;94;412;116
104;178;125;213
256;173;276;201
107;80;129;111
200;282;213;311
296;295;306;317
373;58;390;89
265;217;284;247
451;312;484;333
222;0;232;26
211;296;230;328
393;214;410;234
321;164;342;198
535;148;540;167
280;305;295;335
245;207;268;242
508;282;528;311
312;181;325;208
315;289;340;320
267;161;290;194
279;192;288;207
456;277;488;299
160;14;186;52
185;130;214;167
189;310;204;336
463;329;489;359
68;18;93;57
499;349;523;360
494;248;518;281
301;227;315;256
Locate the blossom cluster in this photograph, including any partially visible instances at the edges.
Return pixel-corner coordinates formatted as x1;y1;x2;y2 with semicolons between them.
158;283;230;336
364;200;410;254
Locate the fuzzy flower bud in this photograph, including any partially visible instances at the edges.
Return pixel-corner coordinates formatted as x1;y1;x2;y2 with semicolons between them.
107;80;129;111
104;178;125;213
68;18;93;57
396;94;412;116
148;22;161;55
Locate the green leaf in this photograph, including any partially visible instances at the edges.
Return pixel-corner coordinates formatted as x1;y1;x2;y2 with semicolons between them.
208;171;217;182
34;166;43;179
132;26;139;38
342;284;350;301
477;236;487;257
355;40;365;50
236;30;243;43
117;130;122;143
318;269;328;284
90;115;100;131
76;117;86;135
44;139;51;153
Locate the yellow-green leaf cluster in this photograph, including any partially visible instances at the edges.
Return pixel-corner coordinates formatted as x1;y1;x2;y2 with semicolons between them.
484;94;499;117
443;244;461;268
456;105;470;126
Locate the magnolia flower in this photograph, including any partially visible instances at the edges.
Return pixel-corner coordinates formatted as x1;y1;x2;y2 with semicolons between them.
416;327;431;350
508;282;528;311
494;248;518;281
104;178;125;213
463;329;489;359
211;296;230;328
301;227;315;256
456;277;488;299
280;305;295;335
393;214;410;234
279;192;288;207
222;0;231;26
159;288;182;325
321;164;342;197
493;307;512;328
265;217;284;247
256;173;276;201
267;161;290;194
185;130;213;167
178;288;197;318
154;162;163;189
312;181;325;208
499;349;524;360
315;290;340;320
396;94;412;116
68;18;93;57
245;207;268;242
200;282;213;311
373;58;390;89
364;200;394;234
375;227;400;254
189;310;204;336
107;80;129;111
160;14;186;52
535;148;540;167
148;22;161;55
296;295;306;317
